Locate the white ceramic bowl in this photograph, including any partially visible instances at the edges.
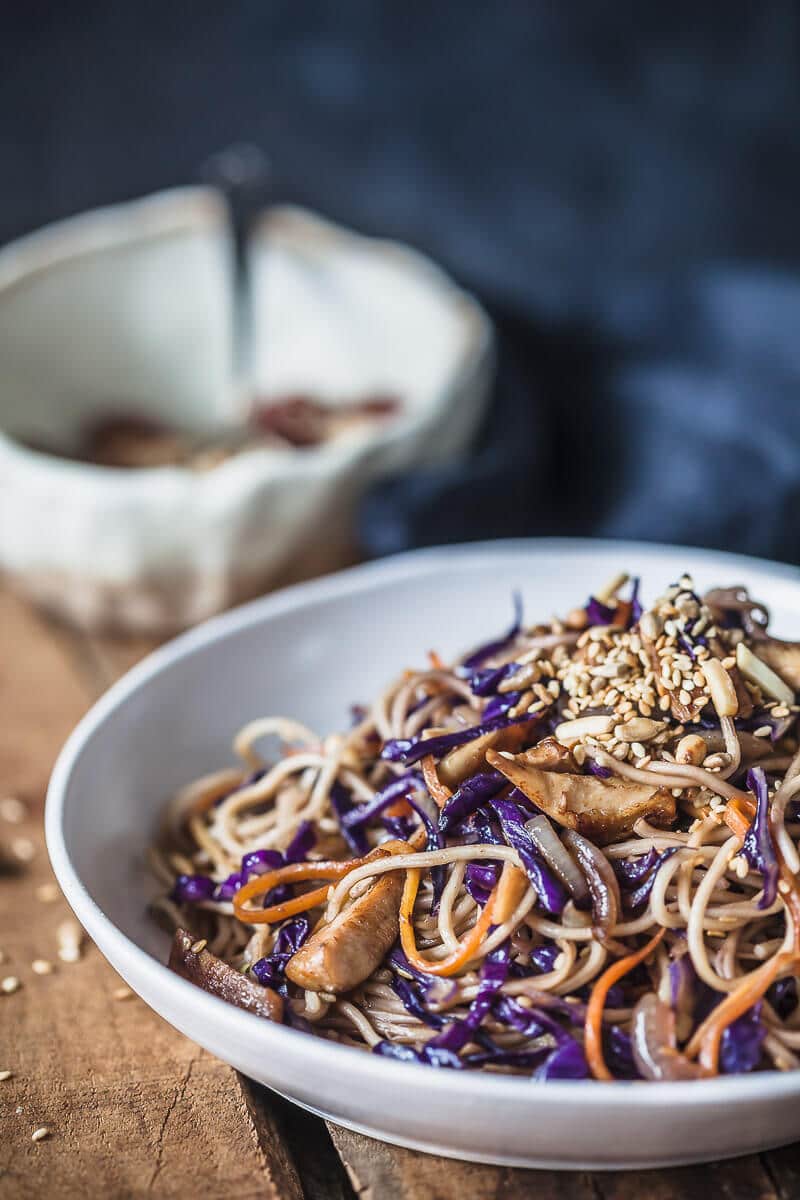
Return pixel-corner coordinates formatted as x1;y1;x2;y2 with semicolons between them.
46;540;800;1169
0;189;492;631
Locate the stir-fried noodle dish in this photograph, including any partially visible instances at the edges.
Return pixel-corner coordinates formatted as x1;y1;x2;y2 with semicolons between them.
153;573;800;1081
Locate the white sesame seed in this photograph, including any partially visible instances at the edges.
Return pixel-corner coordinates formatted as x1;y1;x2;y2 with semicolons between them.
35;883;59;904
58;946;80;964
1;976;20;994
753;726;773;738
0;796;26;823
678;689;692;707
631;741;647;759
772;706;791;719
31;960;53;976
31;1127;50;1143
113;986;133;1001
190;940;207;954
0;1070;12;1081
11;838;35;863
722;656;736;670
659;695;671;712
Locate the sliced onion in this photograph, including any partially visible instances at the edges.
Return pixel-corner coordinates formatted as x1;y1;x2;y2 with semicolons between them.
526;815;590;906
631;992;705;1081
560;828;621;946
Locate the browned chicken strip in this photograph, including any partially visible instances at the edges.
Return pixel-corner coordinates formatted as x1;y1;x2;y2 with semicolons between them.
169;928;283;1021
286;870;405;993
485;750;676;845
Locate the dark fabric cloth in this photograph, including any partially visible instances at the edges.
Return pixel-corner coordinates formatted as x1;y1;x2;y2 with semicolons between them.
2;3;800;561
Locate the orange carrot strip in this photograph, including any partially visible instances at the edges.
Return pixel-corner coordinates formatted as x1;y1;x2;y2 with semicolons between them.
399;864;499;977
493;864;529;924
428;650;446;670
723;795;755;839
685;952;795;1072
584;928;666;1080
233;845;399;925
421;754;453;808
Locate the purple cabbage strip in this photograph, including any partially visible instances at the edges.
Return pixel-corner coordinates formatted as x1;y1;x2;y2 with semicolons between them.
720;1003;766;1074
489;797;568;915
530;944;561;973
252;915;310;994
428;944;511;1056
214;871;244;901
669;954;697;1014
612;847;658;886
482;690;523;722
171;874;215;904
465;662;521;697
585;596;616;626
462;592;523;671
493;994;570;1042
330;780;369;855
743;766;780;909
285;820;316;863
585;759;613;780
372;1041;465;1069
465;861;500;906
535;1038;590;1080
623;848;678;910
390;975;447;1030
603;1025;640;1080
381;710;536;767
438;770;507;833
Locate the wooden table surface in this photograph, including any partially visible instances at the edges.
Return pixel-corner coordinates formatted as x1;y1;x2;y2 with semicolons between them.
3;584;800;1199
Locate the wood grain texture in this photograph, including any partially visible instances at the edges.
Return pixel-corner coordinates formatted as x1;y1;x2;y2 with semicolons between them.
0;591;303;1199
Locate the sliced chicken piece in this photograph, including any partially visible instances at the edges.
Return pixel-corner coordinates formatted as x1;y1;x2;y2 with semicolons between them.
168;928;283;1021
485;750;676;845
285;870;405;994
437;718;541;790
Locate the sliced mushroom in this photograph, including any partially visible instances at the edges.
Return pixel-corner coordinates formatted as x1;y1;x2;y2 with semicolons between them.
520;736;577;773
485;751;676;845
692;727;775;765
437;718;540;790
754;639;800;695
285;870;405;993
168;928;283;1021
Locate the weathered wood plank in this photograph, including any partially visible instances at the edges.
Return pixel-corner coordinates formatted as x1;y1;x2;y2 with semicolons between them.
326;1123;596;1200
0;590;303;1199
595;1157;778;1200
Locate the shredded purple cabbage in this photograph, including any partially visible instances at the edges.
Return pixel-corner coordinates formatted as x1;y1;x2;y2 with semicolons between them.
613;848;659;886
720;1003;766;1074
171;874;215;904
381;709;538;767
743;766;780;909
438;771;506;833
427;944;511;1055
464;861;500;906
623;848;678;910
330;781;369;856
252;915;310;993
530;944;561;973
535;1038;590;1080
585;596;616;626
489;797;568;914
462;593;523;670
465;662;521;697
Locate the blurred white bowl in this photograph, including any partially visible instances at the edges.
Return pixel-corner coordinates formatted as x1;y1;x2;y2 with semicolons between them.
0;188;493;630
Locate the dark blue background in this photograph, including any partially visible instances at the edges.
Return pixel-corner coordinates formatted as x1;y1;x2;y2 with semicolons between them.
2;2;799;561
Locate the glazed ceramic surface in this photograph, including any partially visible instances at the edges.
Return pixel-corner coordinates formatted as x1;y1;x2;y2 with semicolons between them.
0;190;492;630
46;540;800;1168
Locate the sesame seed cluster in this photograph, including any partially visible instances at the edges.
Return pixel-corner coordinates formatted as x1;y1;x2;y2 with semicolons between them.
496;574;797;771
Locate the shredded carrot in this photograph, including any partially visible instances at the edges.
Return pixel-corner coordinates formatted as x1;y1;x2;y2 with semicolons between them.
399;864;499;976
493;864;528;924
723;795;755;839
685;952;795;1072
584;928;666;1080
233;844;400;924
421;754;452;808
428;650;446;670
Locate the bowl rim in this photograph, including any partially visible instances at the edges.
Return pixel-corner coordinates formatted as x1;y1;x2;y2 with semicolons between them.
45;536;800;1111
